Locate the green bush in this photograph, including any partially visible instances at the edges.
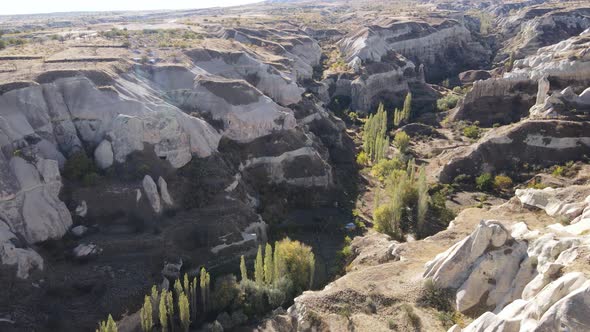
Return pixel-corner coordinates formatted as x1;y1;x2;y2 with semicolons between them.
0;40;5;50
417;279;452;312
356;151;369;166
493;175;513;191
476;173;493;191
436;94;461;112
552;166;565;177
63;151;97;181
394;131;411;154
462;125;480;139
370;157;404;180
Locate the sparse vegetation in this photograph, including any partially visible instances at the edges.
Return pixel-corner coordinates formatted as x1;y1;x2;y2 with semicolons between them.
394;131;411;154
493;175;513;191
462;125;480;139
476;173;493;191
437;94;461;112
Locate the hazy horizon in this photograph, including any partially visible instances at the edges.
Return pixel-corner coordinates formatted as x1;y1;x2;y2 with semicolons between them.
0;0;263;16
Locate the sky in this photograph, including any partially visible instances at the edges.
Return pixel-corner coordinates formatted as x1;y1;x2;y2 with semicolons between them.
1;0;262;15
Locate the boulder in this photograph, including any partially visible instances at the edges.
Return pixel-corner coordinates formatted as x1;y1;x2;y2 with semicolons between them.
158;177;174;207
75;200;88;218
71;225;88;237
72;243;101;260
142;175;161;214
458;70;492;85
424;220;533;313
94;140;114;169
0;221;43;279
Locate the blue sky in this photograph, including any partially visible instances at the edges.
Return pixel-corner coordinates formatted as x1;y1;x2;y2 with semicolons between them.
1;0;262;15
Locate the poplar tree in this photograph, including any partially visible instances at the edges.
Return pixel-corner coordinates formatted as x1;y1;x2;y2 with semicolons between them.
273;241;283;283
178;293;190;332
200;267;210;312
174;279;183;299
254;245;264;285
402;92;412;121
140;295;153;332
183;274;189;294
96;314;118;332
240;255;248;282
264;243;274;284
190;277;197;321
417;166;429;236
165;290;174;332
159;290;168;332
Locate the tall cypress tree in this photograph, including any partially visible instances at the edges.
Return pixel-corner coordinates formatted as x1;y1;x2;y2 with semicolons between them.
178;293;190;332
159;290;168;332
140;295;153;332
165;290;174;332
254;245;264;285
264;243;274;284
273;241;282;283
402;92;412;121
417;166;429;237
200;267;210;313
240;255;248;282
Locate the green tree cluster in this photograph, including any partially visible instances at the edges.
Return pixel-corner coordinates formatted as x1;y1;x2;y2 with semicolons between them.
374;161;433;239
362;103;389;163
96;315;118;332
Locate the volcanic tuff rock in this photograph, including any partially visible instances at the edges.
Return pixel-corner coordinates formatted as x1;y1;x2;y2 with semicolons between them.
438;120;590;183
339;19;491;82
186;40;305;106
498;7;590;59
451;78;538;126
505;29;590;88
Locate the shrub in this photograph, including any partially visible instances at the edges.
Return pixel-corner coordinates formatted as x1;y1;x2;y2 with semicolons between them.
493;175;513;191
552;166;565;177
0;40;5;50
356;151;369;166
212;275;241;312
417;279;452;312
370;157;404;180
348;111;359;124
476;173;493;191
400;304;421;330
462;125;480;139
394;131;411;154
436;94;461;112
63;151;96;181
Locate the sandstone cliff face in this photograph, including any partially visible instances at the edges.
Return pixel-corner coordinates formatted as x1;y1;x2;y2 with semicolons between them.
451;78;538;126
499;7;590;59
505;29;590;89
185;40;305;106
438;120;590;183
339;19;490;82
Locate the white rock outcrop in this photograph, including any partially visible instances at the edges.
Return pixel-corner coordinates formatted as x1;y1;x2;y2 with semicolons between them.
167;75;296;143
0;221;44;279
142;175;162;214
158;176;174;207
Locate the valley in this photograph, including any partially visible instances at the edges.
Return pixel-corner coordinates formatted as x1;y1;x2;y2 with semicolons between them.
0;0;589;331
